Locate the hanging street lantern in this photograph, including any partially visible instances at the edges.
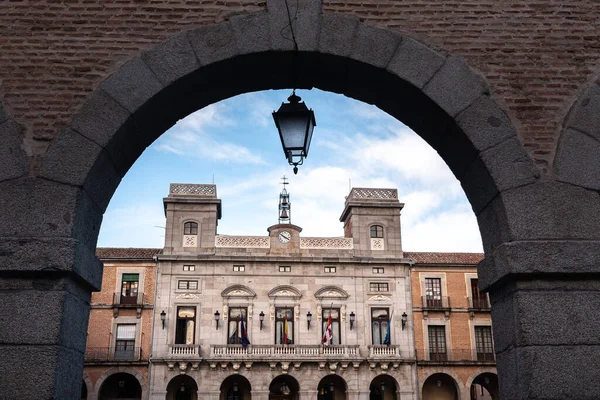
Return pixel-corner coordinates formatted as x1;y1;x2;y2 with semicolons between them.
272;91;316;174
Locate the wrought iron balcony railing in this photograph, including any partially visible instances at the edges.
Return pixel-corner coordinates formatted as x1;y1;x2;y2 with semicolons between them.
468;296;491;310
85;347;144;362
112;292;148;306
416;348;495;363
421;296;451;310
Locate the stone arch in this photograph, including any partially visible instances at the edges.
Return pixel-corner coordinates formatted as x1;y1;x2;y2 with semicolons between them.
82;371;93;399
93;367;146;400
166;374;199;400
220;374;252;400
420;369;465;397
556;75;600;190
38;8;538;255
421;372;461;400
466;371;499;400
369;374;399;400
269;374;300;399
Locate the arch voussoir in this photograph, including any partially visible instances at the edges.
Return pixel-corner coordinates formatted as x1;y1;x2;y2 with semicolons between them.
424;55;489;117
230;12;272;55
141;32;201;86
351;23;402;69
386;35;447;89
187;21;238;67
556;80;600;190
0;117;28;182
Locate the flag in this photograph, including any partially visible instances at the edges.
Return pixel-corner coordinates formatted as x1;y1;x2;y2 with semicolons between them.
283;315;289;345
322;314;333;345
240;318;250;349
382;314;392;346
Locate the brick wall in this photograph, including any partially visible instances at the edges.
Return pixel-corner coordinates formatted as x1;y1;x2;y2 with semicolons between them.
1;1;598;175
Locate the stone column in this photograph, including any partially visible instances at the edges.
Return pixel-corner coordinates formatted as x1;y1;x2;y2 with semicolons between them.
0;179;103;398
299;389;319;400
252;389;270;400
477;184;600;400
348;389;369;400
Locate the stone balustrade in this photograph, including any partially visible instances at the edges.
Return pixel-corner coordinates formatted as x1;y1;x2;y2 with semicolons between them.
168;344;201;357
209;344;361;361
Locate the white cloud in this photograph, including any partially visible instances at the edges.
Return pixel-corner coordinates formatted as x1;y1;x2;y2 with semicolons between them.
155;104;266;165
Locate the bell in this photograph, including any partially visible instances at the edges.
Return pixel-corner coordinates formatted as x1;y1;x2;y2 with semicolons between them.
281;197;288;206
280;209;289;219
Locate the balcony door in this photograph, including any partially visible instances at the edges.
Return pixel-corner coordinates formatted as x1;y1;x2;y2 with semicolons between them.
428;325;447;361
425;278;442;307
120;274;139;304
114;324;136;360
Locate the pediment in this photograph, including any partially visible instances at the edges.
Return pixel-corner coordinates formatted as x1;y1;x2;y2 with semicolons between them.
221;285;256;299
268;285;302;300
176;293;199;300
314;286;349;300
368;294;391;302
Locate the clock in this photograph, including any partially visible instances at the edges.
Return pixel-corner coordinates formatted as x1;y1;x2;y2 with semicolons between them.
278;230;291;243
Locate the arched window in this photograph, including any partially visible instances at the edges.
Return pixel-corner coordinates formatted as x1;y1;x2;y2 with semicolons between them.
184;222;198;235
370;225;384;238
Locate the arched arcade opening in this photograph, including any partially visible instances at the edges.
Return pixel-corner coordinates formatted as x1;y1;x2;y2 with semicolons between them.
166;375;199;400
422;373;459;400
98;372;142;400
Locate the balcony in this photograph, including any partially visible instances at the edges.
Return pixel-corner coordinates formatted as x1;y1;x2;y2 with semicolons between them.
421;296;451;310
367;345;402;358
85;347;144;363
416;348;495;364
209;344;361;361
168;344;201;358
468;296;491;311
113;292;148;306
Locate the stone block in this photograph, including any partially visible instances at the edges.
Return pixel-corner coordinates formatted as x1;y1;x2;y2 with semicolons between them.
556;128;600;190
0;237;103;290
318;13;360;57
0;119;28;182
231;12;271;55
0;286;89;348
268;0;321;51
100;57;164;113
424;55;489;117
491;282;600;352
565;81;600;140
351;23;401;69
0;103;7;123
0;179;103;248
188;21;238;66
387;36;446;89
462;137;540;214
476;182;600;253
142;32;200;85
496;345;600;400
0;344;84;399
479;240;600;291
456;95;518;152
39;128;121;212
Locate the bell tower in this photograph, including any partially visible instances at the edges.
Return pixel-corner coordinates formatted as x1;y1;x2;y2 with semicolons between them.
278;176;291;224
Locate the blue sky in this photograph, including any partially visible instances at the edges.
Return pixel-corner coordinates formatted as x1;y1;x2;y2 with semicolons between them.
97;89;483;253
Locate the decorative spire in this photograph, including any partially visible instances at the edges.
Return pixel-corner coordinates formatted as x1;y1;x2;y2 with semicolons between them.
278;176;291;224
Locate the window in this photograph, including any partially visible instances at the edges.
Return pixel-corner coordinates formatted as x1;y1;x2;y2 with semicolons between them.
372;267;384;274
324;266;336;273
115;324;136;360
275;307;294;345
428;325;447;361
183;265;195;271
228;307;248;344
120;274;139;304
183;221;198;235
233;265;245;272
475;326;494;361
471;278;489;309
370;225;384;238
371;308;390;345
369;282;389;292
279;266;291;272
175;307;196;344
425;278;442;307
322;308;341;345
177;280;198;290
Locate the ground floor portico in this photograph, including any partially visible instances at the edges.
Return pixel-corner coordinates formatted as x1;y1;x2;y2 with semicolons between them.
149;361;417;400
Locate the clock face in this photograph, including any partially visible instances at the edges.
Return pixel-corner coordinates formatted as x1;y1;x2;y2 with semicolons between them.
278;230;291;243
